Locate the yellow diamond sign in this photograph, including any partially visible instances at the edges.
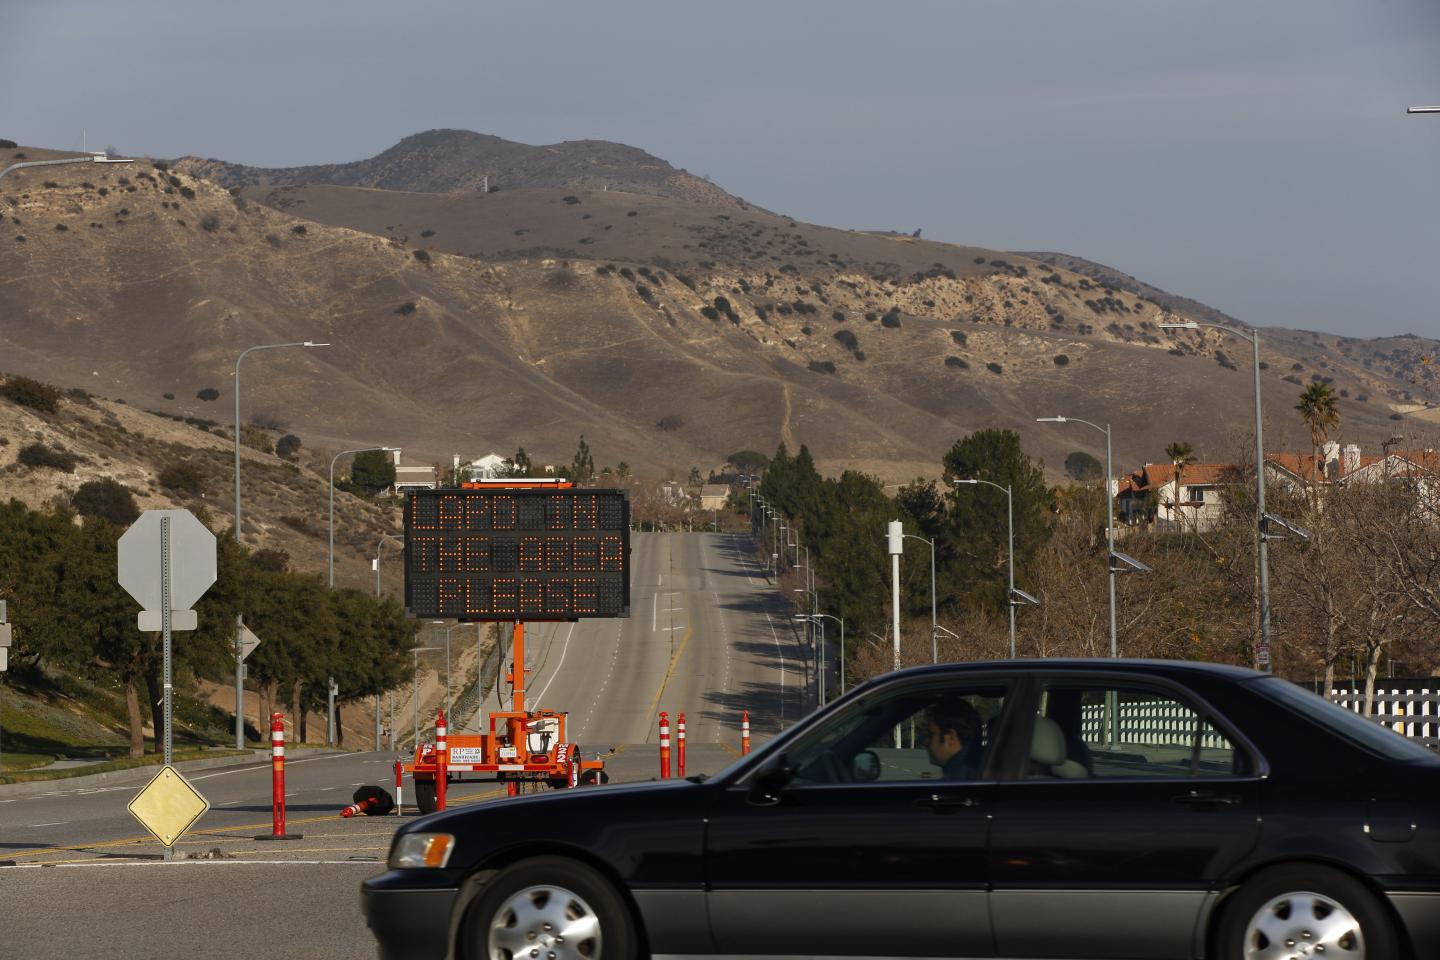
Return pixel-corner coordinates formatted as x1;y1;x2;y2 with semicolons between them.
127;765;209;847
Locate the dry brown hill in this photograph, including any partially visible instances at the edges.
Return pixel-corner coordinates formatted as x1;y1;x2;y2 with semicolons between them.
174;129;745;208
2;143;1435;495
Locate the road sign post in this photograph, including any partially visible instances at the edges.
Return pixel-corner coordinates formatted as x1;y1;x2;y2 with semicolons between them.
118;509;216;860
0;600;8;769
236;621;261;749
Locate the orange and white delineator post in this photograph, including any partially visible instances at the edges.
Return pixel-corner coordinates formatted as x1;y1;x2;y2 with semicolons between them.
677;712;687;777
435;709;448;812
741;710;751;755
659;711;671;779
393;758;404;816
254;713;302;840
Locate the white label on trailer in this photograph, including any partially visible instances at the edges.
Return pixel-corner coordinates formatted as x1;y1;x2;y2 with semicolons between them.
450;747;484;764
499;745;518;759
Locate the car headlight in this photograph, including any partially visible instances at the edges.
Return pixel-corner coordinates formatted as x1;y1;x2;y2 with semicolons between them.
389;833;455;869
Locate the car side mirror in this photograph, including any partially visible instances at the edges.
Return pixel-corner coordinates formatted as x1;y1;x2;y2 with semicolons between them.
748;754;794;804
851;750;880;782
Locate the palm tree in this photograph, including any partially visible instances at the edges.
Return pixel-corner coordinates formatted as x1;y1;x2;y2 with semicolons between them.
1164;441;1194;531
1296;383;1341;496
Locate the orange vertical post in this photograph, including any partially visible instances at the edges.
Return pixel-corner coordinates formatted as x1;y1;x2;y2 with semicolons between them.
741;710;751;755
254;713;302;840
435;708;448;811
677;711;687;777
659;711;671;779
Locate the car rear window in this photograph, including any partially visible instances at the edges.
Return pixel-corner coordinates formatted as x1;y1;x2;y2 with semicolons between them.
1254;678;1438;762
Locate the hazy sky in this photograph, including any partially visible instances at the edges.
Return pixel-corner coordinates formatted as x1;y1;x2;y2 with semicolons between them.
4;0;1438;339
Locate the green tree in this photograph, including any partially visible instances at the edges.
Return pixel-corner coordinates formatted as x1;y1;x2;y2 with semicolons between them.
275;434;302;460
569;437;594;484
351;449;396;491
940;430;1052;618
1295;383;1340;494
1164;441;1195;531
512;447;533;478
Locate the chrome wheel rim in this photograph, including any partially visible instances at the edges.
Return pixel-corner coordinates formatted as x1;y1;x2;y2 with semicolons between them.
1244;890;1364;960
488;884;602;960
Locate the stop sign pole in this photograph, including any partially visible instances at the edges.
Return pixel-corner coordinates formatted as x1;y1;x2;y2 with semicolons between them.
118;509;217;775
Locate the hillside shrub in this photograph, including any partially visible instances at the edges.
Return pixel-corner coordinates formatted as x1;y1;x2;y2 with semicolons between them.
279;515;317;536
72;478;140;525
158;461;205;493
881;312;901;329
853;351;866;362
276;434;302;460
562;196;580;205
1;375;63;413
832;310;845;322
291;225;307;235
240;425;274;454
655;415;683;431
55;223;68;232
413;249;430;263
1282;374;1302;385
196;387;220;402
179;186;195;200
420;229;435;238
395;301;417;315
635;284;653;302
945;356;967;369
18;442;80;472
1390;413;1404;421
807;360;837;375
0;139;15;149
1053;354;1069;366
200;214;220;232
547;267;579;289
619;267;634;280
1065;451;1103;481
700;306;720;320
986;362;1003;375
833;330;859;351
950;331;967;346
163;392;174;400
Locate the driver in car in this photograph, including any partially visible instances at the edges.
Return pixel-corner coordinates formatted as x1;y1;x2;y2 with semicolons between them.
925;698;985;780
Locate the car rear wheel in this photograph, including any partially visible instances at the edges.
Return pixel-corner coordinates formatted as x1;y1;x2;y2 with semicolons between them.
463;856;636;960
1217;864;1397;960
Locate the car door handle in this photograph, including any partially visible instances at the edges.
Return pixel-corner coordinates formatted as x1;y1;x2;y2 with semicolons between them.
1173;791;1241;807
914;794;979;812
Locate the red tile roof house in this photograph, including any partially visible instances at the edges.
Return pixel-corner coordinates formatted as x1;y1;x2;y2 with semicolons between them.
1114;442;1433;531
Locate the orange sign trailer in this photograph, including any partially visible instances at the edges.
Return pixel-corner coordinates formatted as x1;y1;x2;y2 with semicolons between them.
404;480;613;812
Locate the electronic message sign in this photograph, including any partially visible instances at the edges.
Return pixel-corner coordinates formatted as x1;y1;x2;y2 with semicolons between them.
404;488;630;621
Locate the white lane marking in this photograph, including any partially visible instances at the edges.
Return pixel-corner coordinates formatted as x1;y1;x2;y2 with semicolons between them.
530;622;576;710
652;593;657;631
188;752;351;782
28;821;69;827
764;612;786;726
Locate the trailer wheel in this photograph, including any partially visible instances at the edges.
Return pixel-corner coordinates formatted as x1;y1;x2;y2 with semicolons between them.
414;778;438;815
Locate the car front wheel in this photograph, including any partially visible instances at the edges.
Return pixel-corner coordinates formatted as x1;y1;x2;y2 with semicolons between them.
462;856;636;960
1217;864;1397;960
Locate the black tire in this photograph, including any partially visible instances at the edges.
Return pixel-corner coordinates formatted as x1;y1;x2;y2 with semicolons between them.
1215;864;1397;960
461;855;637;960
413;778;438;815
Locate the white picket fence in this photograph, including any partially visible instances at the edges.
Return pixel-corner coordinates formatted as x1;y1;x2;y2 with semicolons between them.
1328;687;1440;750
1079;702;1229;749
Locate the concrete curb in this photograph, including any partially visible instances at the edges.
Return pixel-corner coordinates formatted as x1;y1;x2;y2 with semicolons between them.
0;749;350;798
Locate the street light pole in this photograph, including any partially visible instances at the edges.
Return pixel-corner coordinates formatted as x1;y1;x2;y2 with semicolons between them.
902;534;937;663
328;446;399;587
372;533;401;751
1036;416;1117;657
954;480;1018;657
800;613;845;696
1159;321;1273;671
231;339;328;750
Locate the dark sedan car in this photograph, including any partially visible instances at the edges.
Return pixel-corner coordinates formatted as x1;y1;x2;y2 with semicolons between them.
363;660;1440;960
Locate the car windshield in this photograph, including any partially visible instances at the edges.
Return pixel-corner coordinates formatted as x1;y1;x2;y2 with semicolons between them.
1254;678;1438;762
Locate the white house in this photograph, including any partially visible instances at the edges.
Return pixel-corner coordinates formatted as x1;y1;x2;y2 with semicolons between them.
391;450;439;493
453;452;511;481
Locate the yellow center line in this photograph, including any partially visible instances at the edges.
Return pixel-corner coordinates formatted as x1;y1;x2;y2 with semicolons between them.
644;620;693;730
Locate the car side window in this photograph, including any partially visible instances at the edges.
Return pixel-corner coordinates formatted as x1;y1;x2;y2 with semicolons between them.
1024;683;1247;780
785;683;1010;785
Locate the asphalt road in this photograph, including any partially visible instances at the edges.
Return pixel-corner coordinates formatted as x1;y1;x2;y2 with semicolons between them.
0;531;803;958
